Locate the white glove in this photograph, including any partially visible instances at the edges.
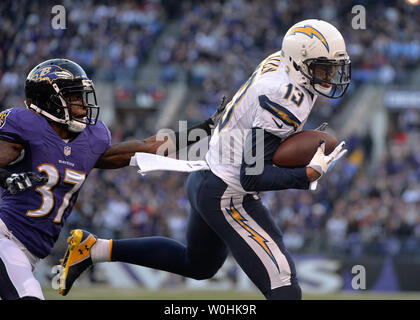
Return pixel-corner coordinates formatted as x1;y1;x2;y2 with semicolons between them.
307;140;347;178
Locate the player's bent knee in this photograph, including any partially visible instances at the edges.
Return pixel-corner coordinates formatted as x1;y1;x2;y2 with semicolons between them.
186;249;227;280
189;267;220;280
264;283;302;300
186;258;224;280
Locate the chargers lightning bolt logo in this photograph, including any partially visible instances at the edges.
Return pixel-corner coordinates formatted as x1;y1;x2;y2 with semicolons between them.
287;25;330;52
225;198;279;272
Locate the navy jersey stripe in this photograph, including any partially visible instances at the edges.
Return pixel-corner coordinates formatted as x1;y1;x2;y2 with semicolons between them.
258;95;301;130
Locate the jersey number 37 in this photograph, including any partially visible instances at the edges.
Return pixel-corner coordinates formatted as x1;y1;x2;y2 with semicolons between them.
26;164;86;224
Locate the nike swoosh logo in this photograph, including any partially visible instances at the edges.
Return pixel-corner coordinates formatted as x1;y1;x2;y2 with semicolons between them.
272;117;283;129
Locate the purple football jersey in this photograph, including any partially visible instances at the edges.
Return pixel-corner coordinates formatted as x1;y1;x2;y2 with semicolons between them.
0;108;111;258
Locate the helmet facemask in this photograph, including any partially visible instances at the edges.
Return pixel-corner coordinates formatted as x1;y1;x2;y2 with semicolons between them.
49;79;99;132
299;58;351;99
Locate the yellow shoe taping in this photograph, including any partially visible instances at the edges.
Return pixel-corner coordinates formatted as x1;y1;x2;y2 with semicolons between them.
60;230;96;294
67;234;96;266
68;229;83;250
108;239;113;262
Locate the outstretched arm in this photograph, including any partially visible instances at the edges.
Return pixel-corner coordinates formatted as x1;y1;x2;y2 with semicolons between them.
95;97;228;169
95;119;214;169
94;135;171;169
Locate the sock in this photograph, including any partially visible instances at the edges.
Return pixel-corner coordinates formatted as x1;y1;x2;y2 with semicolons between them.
91;239;112;263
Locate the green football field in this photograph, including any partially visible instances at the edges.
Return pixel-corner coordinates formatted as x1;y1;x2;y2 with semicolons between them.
42;286;420;300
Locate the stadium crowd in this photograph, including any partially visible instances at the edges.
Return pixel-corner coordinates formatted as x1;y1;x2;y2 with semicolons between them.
158;0;420;126
1;0;420;266
0;0;167;110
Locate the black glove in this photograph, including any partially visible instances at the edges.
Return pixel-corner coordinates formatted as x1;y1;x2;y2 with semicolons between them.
1;171;48;194
208;96;229;129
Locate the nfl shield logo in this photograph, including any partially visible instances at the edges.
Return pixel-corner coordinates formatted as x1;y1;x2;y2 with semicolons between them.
64;146;71;156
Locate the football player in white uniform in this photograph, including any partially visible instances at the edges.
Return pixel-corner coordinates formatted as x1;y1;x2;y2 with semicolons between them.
59;20;350;300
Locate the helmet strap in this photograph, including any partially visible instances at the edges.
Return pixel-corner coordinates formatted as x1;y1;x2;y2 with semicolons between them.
26;102;68;125
51;83;87;132
52;83;71;123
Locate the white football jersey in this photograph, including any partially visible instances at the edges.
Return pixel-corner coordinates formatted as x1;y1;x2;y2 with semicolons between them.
205;51;318;194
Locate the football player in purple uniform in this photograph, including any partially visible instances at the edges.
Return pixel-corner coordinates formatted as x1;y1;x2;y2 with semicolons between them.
0;58;224;300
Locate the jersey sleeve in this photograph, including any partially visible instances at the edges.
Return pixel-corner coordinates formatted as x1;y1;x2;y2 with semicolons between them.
240;127;309;191
0;108;35;145
253;90;303;140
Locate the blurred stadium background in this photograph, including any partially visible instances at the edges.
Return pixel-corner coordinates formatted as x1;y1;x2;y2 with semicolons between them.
2;0;420;299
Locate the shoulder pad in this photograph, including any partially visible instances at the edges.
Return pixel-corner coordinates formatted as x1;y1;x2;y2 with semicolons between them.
0;108;46;143
87;120;112;155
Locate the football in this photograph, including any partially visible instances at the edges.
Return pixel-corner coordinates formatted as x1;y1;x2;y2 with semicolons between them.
272;130;338;167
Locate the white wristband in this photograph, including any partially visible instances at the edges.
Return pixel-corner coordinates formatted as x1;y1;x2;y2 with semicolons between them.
309;180;318;191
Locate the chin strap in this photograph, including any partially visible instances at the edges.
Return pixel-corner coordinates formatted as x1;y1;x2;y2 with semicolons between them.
51;83;86;132
67;120;86;133
27;102;67;124
313;83;332;95
26;103;86;133
52;83;71;123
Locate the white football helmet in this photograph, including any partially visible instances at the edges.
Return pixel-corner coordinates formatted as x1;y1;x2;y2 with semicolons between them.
280;19;351;98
